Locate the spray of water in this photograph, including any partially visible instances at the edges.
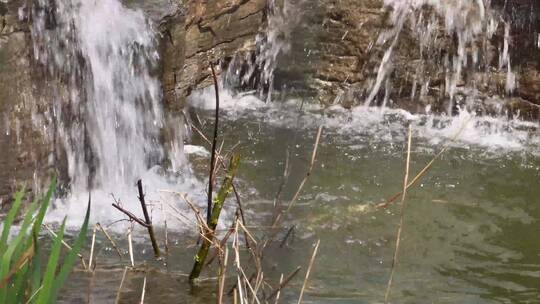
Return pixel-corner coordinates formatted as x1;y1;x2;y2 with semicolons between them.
365;0;516;113
224;0;303;102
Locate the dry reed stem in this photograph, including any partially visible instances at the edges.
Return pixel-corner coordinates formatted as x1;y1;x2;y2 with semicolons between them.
128;227;135;267
218;246;229;304
275;273;284;304
96;223;123;259
286;126;323;212
25;285;43;304
140;276;147;304
266;266;302;301
43;224;88;270
297;240;320;304
88;224;98;271
232;220;248;304
377;118;471;209
115;266;129;304
384;125;412;304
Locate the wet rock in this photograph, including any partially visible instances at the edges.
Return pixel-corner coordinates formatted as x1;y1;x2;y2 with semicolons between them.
0;0;51;205
278;0;540;119
159;0;266;111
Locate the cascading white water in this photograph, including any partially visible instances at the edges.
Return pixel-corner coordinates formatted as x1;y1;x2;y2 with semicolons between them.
32;0;164;193
365;0;516;113
225;0;303;102
30;0;203;226
189;0;540;157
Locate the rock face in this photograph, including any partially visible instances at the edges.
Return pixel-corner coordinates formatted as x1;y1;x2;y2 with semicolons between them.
0;0;52;204
160;0;266;113
281;0;540;118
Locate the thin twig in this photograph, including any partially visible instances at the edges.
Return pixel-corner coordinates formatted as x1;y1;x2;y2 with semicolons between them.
298;240;320;304
384;125;412;304
286;126;323;212
43;224;88;270
96;223;123;260
112;203;150;228
208;62;220;224
266;266;302;301
137;179;161;257
377;118;470;209
279;225;296;248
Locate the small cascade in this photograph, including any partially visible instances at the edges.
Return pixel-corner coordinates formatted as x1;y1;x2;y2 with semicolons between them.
29;0;200;226
32;0;166;193
224;0;303;102
365;0;516;114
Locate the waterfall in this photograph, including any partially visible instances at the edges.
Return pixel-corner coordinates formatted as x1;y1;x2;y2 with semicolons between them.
32;0;165;193
29;0;202;226
365;0;516;114
224;0;303;102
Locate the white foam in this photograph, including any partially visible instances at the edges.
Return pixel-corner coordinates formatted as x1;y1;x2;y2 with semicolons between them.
189;88;540;155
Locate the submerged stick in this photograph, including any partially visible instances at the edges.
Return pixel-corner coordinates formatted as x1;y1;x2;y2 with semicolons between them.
189;154;241;283
207;62;220;224
384;125;412;304
266;266;302;301
137;179;160;257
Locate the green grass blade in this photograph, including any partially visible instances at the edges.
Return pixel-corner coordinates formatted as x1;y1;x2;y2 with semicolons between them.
51;194;91;299
0;198;38;303
10;262;29;304
11;200;38;271
0;186;26;253
36;217;65;304
32;177;57;237
30;234;42;301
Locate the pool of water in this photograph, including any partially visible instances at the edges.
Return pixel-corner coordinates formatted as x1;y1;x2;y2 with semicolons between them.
58;94;540;303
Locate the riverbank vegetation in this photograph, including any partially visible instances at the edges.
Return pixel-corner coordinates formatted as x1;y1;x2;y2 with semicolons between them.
0;178;90;303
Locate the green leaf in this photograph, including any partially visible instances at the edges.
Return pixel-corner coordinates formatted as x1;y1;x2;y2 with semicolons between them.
10;262;29;304
0;198;38;303
0;186;26;254
29;235;42;302
36;217;65;304
32;177;57;238
51;194;91;299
